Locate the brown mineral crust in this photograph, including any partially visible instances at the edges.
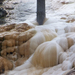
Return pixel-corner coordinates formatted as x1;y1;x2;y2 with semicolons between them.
6;47;15;53
0;56;13;74
15;58;27;67
1;46;17;56
18;31;35;46
4;24;16;31
15;23;34;32
7;52;17;61
18;40;30;58
0;23;16;33
24;41;30;58
2;46;6;50
2;39;16;47
0;23;34;33
4;32;19;40
0;23;35;72
1;49;6;56
18;43;25;57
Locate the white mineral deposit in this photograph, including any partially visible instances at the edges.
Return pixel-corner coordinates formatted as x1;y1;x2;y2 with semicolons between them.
0;0;75;75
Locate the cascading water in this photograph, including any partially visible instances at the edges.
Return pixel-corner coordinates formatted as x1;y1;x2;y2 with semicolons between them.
0;0;75;75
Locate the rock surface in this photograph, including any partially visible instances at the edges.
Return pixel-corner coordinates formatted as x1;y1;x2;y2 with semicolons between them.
0;56;13;74
0;23;34;74
0;0;4;4
0;0;75;75
0;7;7;18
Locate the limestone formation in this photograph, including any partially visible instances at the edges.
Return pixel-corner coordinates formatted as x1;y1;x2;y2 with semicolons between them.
0;23;34;74
5;25;75;75
1;0;75;75
31;41;63;68
18;28;57;57
1;21;75;75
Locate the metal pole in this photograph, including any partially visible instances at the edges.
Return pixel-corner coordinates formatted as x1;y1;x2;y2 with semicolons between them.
37;0;45;25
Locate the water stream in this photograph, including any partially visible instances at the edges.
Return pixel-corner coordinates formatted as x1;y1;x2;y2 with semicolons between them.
0;0;37;25
0;0;52;25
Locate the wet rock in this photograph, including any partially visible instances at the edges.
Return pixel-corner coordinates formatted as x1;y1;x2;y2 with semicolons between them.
0;0;4;4
0;18;6;24
0;7;7;18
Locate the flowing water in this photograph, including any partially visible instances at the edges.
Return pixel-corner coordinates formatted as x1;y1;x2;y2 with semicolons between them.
0;0;53;25
1;0;75;75
0;0;37;24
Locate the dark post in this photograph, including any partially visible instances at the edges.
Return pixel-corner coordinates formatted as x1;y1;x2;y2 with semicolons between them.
37;0;45;25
